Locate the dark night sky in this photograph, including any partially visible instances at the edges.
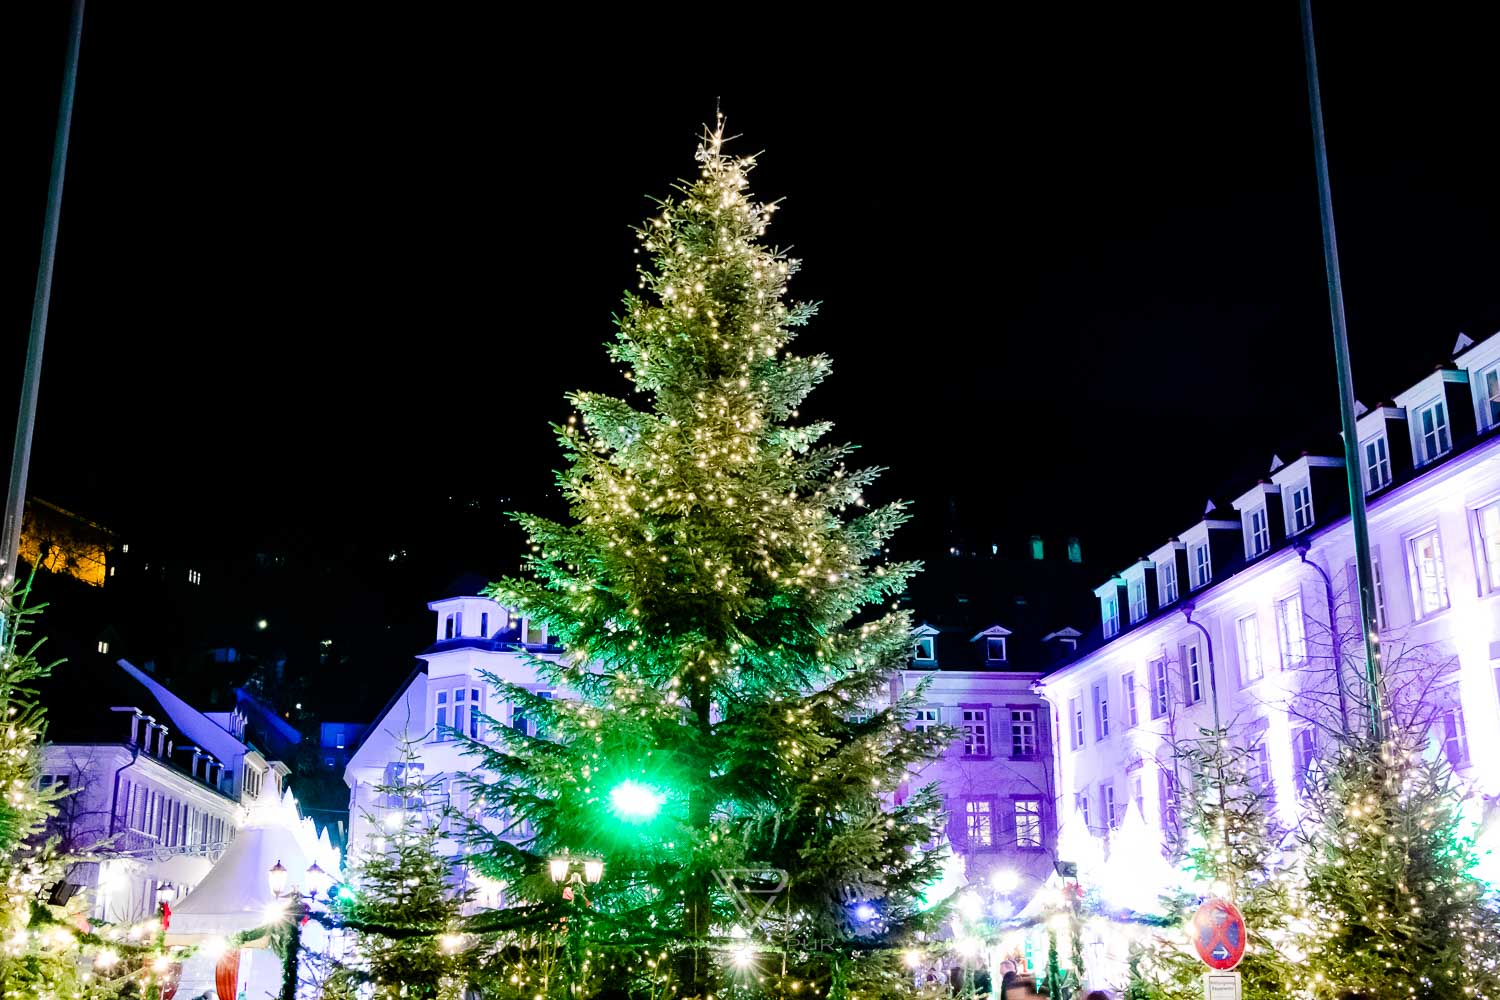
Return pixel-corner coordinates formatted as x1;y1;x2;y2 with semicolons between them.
3;5;1499;582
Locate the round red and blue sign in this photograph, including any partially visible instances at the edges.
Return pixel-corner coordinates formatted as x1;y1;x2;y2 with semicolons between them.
1192;898;1247;971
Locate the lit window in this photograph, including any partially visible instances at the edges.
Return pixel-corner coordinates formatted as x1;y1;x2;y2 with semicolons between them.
1484;365;1500;428
1249;741;1272;794
1247;507;1270;557
1014;799;1042;848
1408;528;1450;618
186;569;201;585
1276;593;1307;666
1122;672;1138;727
1293;728;1318;785
912;708;940;733
1417;399;1451;464
1289;482;1313;533
1475;501;1500;593
1030;535;1044;560
1363;436;1391;492
1010;709;1037;757
1102;595;1119;638
1067;537;1082;563
965;800;994;847
435;690;449;738
468;687;482;739
1072;698;1085;749
97;640;109;655
1184;645;1203;704
961;709;989;756
1159;560;1178;605
985;637;1007;662
1129;580;1147;623
1192;544;1211;588
913;637;935;662
1237;614;1264;682
1102;784;1117;829
1151;658;1170;718
122;543;129;554
1076;792;1091;830
1093;684;1110;740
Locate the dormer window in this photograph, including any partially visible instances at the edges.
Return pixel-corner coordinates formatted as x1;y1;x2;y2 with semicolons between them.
1068;538;1082;563
1102;594;1119;638
1363;436;1391;492
480;612;489;637
1030;535;1044;560
985;637;1007;662
444;614;456;639
1288;481;1313;533
1246;507;1270;557
1192;543;1211;588
913;637;935;662
1482;364;1500;429
1158;560;1178;604
1128;579;1147;624
1416;399;1451;464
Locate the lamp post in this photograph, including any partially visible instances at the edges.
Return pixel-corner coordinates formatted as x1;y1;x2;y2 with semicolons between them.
267;860;339;1000
546;855;603;993
1294;539;1352;734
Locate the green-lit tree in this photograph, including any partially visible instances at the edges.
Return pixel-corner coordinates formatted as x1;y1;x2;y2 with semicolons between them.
460;122;949;998
1290;731;1500;999
330;731;472;999
1136;726;1297;1000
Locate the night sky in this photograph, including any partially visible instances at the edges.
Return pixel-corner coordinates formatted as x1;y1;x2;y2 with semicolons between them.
4;6;1499;584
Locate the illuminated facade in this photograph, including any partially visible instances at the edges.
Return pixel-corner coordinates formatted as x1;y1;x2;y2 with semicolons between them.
1040;330;1500;850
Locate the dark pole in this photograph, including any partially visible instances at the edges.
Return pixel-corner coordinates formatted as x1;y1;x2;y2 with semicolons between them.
1296;542;1352;734
1;0;86;582
1180;604;1221;733
1300;0;1384;740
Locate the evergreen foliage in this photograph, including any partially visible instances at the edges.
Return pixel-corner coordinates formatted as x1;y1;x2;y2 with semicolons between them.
459;122;949;997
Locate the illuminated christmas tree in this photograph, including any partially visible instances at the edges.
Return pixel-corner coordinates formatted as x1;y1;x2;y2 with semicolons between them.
1136;727;1297;1000
331;731;472;999
1291;732;1500;999
461;121;949;998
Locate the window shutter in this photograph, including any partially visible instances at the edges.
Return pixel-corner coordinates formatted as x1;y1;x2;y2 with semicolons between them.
1037;708;1053;758
946;797;966;848
999;707;1014;757
999;799;1017;839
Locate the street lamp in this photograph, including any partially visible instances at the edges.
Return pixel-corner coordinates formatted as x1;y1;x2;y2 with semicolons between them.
267;860;341;1000
548;855;604;900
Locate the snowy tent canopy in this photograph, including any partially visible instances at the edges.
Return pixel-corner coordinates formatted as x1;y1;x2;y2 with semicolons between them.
167;787;342;943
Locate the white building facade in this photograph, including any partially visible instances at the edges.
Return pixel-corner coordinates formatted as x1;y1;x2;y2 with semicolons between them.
1040;331;1500;848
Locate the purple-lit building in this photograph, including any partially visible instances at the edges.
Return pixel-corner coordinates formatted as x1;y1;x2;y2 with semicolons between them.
1040;330;1500;844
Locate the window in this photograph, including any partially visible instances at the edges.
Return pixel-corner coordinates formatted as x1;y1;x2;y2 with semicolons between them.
1076;792;1092;831
1289;482;1313;533
1071;698;1085;749
1123;672;1139;727
480;612;489;637
1476;501;1500;593
1129;580;1147;623
1349;553;1390;630
1102;784;1117;828
1158;770;1179;831
1067;537;1082;563
1010;709;1037;757
187;569;201;585
1131;775;1145;819
1484;365;1500;428
1184;645;1203;704
468;687;482;738
1030;535;1045;560
97;640;109;655
961;709;989;757
912;708;939;733
435;690;449;736
913;637;935;662
1363;436;1391;492
1293;728;1318;785
1102;595;1119;638
1092;684;1110;740
965;800;994;847
1276;593;1307;667
444;615;455;640
1192;543;1211;588
1151;658;1170;717
511;703;530;737
985;637;1007;662
1014;799;1042;848
1159;560;1178;605
1408;528;1450;618
1237;614;1264;682
1247;507;1270;557
1417;399;1451;463
1438;701;1469;767
1249;742;1272;794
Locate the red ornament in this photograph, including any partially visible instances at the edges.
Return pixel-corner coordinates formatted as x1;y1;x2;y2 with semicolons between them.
160;901;172;931
1192;898;1247;971
215;948;241;1000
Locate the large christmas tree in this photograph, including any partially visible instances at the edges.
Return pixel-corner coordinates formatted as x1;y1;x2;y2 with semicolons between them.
460;122;948;997
1291;731;1500;999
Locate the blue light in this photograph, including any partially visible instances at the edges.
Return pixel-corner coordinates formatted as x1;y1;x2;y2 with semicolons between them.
853;902;877;923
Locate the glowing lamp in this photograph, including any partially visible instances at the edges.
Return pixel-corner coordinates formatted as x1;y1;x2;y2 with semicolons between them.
267;860;288;896
732;945;755;969
583;860;604;884
853;902;877;923
609;780;664;822
957;891;983;921
201;937;227;959
548;858;570;883
305;862;332;897
990;868;1020;894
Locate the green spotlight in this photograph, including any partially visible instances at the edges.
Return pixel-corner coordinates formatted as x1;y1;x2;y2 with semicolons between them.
609;780;664;822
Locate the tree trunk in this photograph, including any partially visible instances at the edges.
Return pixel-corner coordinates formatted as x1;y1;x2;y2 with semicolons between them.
677;678;716;997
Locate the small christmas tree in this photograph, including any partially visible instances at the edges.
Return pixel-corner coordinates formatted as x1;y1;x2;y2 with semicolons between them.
460;120;948;998
1138;727;1297;999
1292;731;1500;999
331;731;472;1000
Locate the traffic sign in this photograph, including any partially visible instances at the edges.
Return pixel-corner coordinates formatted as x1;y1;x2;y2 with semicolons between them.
1192;898;1246;971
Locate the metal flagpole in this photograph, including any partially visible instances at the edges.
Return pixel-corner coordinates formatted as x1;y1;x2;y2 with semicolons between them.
1299;0;1384;740
1;0;86;583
